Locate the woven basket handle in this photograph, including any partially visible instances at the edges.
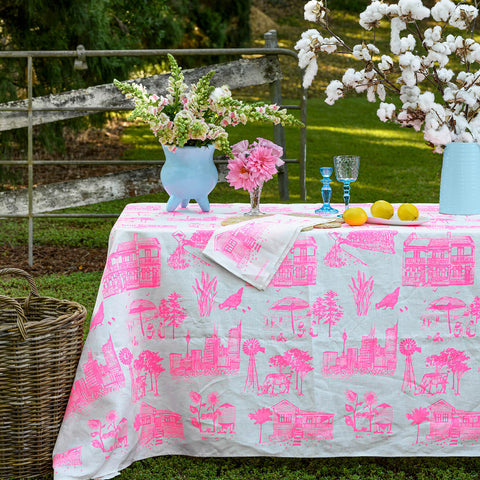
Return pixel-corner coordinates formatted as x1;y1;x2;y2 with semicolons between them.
0;268;40;340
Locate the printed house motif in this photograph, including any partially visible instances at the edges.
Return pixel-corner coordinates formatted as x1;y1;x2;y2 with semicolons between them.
270;399;334;443
65;336;125;417
213;223;263;269
322;323;398;376
170;324;241;377
102;233;161;298
270;237;317;287
403;233;474;287
427;399;480;443
134;403;184;445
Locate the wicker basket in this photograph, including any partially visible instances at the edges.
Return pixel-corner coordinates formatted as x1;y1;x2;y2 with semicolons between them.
0;268;86;479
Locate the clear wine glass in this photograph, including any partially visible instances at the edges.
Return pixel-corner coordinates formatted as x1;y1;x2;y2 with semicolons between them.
333;155;360;213
315;167;338;215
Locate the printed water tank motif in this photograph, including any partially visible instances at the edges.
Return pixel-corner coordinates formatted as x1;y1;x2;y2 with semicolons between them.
102;233;161;298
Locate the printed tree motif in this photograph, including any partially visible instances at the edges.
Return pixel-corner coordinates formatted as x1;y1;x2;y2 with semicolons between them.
192;272;217;317
190;391;207;432
165;292;187;339
406;407;429;444
400;338;421;393
89;410;127;453
443;348;471;395
344;389;363;432
243;339;265;392
119;348;136;401
283;348;313;396
133;351;165;396
310;290;344;337
249;407;272;444
269;354;290;373
349;271;374;316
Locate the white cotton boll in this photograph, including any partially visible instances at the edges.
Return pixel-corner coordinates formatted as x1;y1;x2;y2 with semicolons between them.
302;59;319;88
297;49;315;69
367;86;376;102
442;86;456;103
423;123;452;147
418;91;435;112
377;102;396;122
400;85;420;103
390;17;407;55
431;0;455;22
377;84;386;101
378;55;394;71
359;1;386;30
304;0;324;22
437;68;454;83
449;5;478;30
423;26;442;47
456;131;474;143
399;34;416;53
342;68;362;87
397;0;430;21
325;80;344;105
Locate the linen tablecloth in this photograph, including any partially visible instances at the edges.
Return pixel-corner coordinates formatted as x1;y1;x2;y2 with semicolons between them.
53;203;480;480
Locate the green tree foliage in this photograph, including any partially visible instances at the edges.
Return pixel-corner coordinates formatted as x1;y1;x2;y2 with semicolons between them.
0;0;251;160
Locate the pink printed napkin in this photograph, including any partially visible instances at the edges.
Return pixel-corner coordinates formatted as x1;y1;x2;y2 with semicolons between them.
203;214;332;290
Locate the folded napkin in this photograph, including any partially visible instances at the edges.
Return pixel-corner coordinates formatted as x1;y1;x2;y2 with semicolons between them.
203;214;333;290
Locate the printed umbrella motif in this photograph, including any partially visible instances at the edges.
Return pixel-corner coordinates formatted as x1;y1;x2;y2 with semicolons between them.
428;297;466;334
270;297;310;335
129;299;157;336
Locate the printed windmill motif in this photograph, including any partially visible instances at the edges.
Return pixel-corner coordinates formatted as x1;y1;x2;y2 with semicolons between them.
402;232;474;287
243;339;265;393
324;230;397;268
102;234;161;298
400;338;421;393
322;323;398;377
65;336;125;418
167;230;213;269
249;399;334;446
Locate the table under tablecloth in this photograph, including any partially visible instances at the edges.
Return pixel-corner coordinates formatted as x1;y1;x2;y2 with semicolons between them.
53;203;480;480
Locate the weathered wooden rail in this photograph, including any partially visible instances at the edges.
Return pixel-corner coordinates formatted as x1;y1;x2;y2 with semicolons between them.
0;31;307;265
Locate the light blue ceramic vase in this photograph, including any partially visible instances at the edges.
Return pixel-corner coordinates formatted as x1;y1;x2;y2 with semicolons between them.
161;144;218;212
439;142;480;215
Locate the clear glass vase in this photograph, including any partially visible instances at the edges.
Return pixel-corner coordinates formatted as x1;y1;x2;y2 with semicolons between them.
244;184;265;216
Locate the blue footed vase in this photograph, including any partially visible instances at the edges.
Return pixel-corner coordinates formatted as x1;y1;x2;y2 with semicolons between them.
161;144;218;212
439;142;480;215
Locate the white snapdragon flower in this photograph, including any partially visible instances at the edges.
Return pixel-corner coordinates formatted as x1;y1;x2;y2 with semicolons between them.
449;5;478;30
325;80;344;105
377;102;396;122
210;86;231;103
397;0;430;21
431;0;455;22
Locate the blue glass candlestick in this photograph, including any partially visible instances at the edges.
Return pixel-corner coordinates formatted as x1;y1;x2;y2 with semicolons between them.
315;167;338;215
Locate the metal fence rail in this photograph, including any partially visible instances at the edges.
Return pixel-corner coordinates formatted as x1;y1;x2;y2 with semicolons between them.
0;31;307;265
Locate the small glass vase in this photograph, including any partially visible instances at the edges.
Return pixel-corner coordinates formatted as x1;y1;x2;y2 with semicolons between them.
244;184;266;216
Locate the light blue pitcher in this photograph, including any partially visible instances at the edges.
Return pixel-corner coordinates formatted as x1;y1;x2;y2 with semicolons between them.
439;142;480;215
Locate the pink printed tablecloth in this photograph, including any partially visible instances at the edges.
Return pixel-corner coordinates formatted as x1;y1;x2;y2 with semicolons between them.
53;203;480;480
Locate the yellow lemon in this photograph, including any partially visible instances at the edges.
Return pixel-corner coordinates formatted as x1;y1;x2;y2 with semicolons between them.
371;200;394;219
398;203;419;221
343;207;368;226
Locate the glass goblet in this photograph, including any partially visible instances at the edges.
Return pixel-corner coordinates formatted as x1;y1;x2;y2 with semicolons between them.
315;167;338;215
333;155;360;213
